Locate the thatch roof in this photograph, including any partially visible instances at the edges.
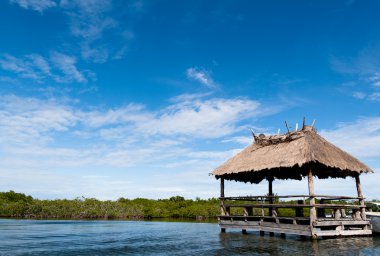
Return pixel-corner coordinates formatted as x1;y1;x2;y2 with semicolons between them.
213;126;373;183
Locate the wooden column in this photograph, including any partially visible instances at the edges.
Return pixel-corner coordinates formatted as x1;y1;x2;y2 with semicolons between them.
220;178;226;233
220;178;225;198
355;174;366;220
268;177;273;216
296;200;304;217
268;177;275;237
308;169;317;225
220;178;225;215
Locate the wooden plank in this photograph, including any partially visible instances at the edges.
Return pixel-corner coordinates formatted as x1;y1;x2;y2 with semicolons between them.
221;195;310;200
315;229;372;237
316;195;362;200
259;226;311;236
224;203;362;209
218;215;310;221
219;222;311;236
260;222;311;232
314;220;370;226
314;204;363;209
220;220;260;227
221;195;361;200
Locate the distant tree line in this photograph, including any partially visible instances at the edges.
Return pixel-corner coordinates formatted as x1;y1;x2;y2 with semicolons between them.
3;191;376;220
0;191;220;220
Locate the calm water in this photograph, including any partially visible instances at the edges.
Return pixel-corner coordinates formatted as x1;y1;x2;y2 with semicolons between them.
0;219;379;255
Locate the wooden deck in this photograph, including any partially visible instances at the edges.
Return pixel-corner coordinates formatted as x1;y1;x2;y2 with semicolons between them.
218;195;372;238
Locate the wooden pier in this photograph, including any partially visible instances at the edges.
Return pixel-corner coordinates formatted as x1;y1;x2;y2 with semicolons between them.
212;122;373;239
218;193;371;238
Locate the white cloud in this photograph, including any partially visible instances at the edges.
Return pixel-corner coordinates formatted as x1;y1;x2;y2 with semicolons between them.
10;0;56;12
321;117;380;159
0;54;42;81
3;95;379;200
186;67;218;88
0;93;264;156
11;0;135;64
0;93;271;199
59;0;133;63
0;95;78;145
222;136;252;145
352;91;366;99
138;97;261;138
50;51;87;83
0;52;88;83
368;92;380;101
331;45;380;100
28;54;52;76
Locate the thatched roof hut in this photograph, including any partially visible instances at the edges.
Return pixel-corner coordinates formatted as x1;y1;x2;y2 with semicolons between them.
213;125;373;183
213;122;374;238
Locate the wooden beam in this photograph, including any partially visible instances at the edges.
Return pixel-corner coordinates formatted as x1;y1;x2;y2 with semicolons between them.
308;169;317;226
224;203;362;209
355;174;366;220
223;195;362;200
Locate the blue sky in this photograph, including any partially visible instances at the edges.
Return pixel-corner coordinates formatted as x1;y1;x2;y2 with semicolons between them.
0;0;379;200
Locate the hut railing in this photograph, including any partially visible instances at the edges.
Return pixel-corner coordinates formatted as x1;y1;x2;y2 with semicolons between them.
219;195;366;223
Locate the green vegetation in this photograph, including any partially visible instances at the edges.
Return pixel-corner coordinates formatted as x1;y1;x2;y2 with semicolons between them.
0;191;220;220
3;191;373;220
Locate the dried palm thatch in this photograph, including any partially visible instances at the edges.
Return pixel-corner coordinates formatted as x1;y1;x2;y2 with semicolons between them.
213;125;373;183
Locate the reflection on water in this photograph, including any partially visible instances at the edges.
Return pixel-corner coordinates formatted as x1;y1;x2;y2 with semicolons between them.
218;231;378;255
0;219;379;255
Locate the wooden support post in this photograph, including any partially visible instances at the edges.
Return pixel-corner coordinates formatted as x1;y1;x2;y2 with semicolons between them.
355;174;366;220
220;178;225;216
268;177;274;217
221;178;225;198
334;209;342;219
308;169;317;226
296;200;304;217
317;199;325;218
220;178;226;233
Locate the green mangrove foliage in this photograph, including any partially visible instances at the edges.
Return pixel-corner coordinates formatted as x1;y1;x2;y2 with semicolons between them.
0;191;220;220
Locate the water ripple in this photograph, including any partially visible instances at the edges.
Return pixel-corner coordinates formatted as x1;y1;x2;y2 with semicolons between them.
0;219;379;255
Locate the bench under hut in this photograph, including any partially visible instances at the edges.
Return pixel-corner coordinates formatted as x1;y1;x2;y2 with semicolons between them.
212;121;373;239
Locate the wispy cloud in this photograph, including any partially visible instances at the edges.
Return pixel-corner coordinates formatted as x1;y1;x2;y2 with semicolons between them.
321;117;380;159
0;52;88;83
50;51;88;83
60;0;134;63
138;97;260;138
331;44;380;100
0;93;271;199
11;0;136;64
352;91;380;101
10;0;57;12
186;67;218;88
0;54;42;81
0;93;266;154
61;0;115;40
3;94;378;200
319;117;380;199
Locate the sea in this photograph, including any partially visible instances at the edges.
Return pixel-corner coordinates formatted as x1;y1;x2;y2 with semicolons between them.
0;219;379;255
